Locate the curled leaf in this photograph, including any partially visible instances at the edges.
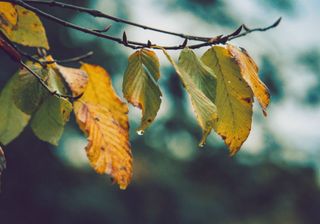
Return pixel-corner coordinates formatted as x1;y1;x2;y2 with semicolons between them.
163;48;217;146
228;45;270;115
123;49;162;132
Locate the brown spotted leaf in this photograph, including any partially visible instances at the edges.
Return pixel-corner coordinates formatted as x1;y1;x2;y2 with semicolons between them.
201;45;254;155
0;5;49;49
0;2;17;35
228;45;270;115
74;63;132;189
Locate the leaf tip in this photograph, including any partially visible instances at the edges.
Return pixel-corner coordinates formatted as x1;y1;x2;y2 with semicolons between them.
273;17;282;27
119;184;128;190
229;150;238;157
262;109;268;117
199;129;212;148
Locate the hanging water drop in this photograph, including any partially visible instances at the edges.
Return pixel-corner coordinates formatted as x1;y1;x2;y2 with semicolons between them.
137;130;144;136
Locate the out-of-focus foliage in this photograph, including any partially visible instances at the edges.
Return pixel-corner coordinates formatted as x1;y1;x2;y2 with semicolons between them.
1;0;320;223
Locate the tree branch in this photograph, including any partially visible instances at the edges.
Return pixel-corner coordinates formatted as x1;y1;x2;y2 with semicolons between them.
22;0;213;42
5;0;281;50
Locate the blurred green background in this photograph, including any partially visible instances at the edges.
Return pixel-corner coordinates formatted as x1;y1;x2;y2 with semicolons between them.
1;0;320;223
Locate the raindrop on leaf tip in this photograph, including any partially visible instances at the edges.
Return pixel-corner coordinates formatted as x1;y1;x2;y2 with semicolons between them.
137;130;144;136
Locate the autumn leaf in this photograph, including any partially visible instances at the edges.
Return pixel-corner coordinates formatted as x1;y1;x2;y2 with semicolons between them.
0;5;49;49
0;72;30;145
74;63;132;189
228;45;270;115
202;45;254;155
123;49;162;132
56;65;89;97
0;2;17;35
163;48;217;146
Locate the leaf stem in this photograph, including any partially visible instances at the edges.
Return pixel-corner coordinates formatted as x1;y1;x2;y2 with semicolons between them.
45;51;94;64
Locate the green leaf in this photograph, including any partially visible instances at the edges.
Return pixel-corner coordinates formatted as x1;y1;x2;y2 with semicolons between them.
201;45;254;155
178;48;217;103
47;66;68;95
31;96;72;145
0;73;30;145
13;63;48;115
123;49;162;132
162;48;217;146
0;5;49;49
30;64;72;145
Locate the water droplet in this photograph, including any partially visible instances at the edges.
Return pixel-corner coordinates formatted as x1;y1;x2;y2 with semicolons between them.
137;130;144;136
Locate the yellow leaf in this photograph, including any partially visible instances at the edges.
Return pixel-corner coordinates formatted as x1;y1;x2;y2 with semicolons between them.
0;2;17;35
0;5;49;49
74;64;132;189
123;49;162;133
56;65;89;97
228;45;270;115
202;45;253;155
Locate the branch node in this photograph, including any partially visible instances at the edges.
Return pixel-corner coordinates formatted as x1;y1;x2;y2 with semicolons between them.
122;32;128;46
93;24;112;33
181;38;188;48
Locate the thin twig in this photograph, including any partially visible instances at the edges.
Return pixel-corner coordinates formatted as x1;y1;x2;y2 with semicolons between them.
229;17;282;41
23;0;212;42
1;35;77;99
45;51;94;64
9;0;143;49
19;61;78;100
